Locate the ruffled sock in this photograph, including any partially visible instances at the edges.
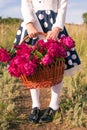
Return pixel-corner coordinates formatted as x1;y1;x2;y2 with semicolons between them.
49;81;63;110
30;88;40;109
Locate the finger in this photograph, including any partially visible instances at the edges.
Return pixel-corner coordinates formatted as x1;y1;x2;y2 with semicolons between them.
28;34;33;38
46;34;54;40
46;33;51;39
29;33;37;38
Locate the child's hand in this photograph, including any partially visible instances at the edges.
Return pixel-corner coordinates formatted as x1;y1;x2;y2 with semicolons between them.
26;22;38;38
46;27;62;40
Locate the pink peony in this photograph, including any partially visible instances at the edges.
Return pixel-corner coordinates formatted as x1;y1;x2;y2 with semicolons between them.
34;39;47;54
20;60;37;76
41;54;53;66
8;54;37;77
0;48;10;62
7;57;21;77
15;43;33;59
58;45;67;58
47;42;60;58
61;36;75;49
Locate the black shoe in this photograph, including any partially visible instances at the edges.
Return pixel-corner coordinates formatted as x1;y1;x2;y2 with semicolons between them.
39;107;56;123
28;107;40;123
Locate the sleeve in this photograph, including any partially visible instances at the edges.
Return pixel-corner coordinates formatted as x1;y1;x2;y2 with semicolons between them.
21;0;43;33
21;0;37;24
52;0;68;30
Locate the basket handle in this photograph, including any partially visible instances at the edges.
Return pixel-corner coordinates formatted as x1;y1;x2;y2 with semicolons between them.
20;32;47;44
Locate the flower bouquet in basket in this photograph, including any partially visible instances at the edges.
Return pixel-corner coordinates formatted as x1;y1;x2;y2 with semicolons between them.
0;32;75;89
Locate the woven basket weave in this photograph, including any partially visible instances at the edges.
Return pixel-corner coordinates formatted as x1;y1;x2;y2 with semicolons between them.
20;32;65;89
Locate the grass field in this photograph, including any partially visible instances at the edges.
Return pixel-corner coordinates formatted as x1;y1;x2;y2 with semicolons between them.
0;22;87;130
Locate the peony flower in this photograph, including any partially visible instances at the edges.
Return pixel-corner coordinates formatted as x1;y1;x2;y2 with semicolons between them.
34;39;47;54
0;48;10;62
8;56;22;77
8;54;37;77
15;43;33;59
60;36;75;49
47;42;60;58
20;60;37;76
58;45;67;58
41;54;53;66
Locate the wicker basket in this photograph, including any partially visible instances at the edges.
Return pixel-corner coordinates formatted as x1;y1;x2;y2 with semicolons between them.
20;32;65;89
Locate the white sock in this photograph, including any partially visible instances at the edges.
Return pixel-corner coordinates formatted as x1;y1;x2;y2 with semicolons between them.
30;88;40;109
49;81;63;110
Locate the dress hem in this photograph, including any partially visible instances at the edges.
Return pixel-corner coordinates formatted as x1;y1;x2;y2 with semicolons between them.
64;64;82;76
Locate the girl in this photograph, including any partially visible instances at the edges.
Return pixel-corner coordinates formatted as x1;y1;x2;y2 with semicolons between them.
14;0;81;123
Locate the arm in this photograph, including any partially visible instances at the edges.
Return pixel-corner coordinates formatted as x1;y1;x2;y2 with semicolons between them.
47;0;68;40
21;0;36;24
52;0;68;30
21;0;43;38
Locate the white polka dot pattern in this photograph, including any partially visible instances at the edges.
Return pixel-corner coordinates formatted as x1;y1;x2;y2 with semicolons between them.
45;10;51;15
50;18;53;24
60;34;65;37
38;14;44;20
44;22;48;28
21;22;25;27
71;48;75;51
68;60;73;65
72;54;77;60
17;30;21;35
67;51;70;57
14;38;17;43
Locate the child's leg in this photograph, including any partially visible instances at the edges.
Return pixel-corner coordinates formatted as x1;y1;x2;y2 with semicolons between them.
29;88;40;123
49;81;63;110
39;81;63;123
30;88;40;109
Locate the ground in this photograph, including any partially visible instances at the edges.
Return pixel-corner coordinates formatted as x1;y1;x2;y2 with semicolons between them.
11;85;86;130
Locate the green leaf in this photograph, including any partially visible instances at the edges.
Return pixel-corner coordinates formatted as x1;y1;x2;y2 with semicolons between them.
37;44;40;50
8;48;15;56
30;53;34;60
35;50;43;59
